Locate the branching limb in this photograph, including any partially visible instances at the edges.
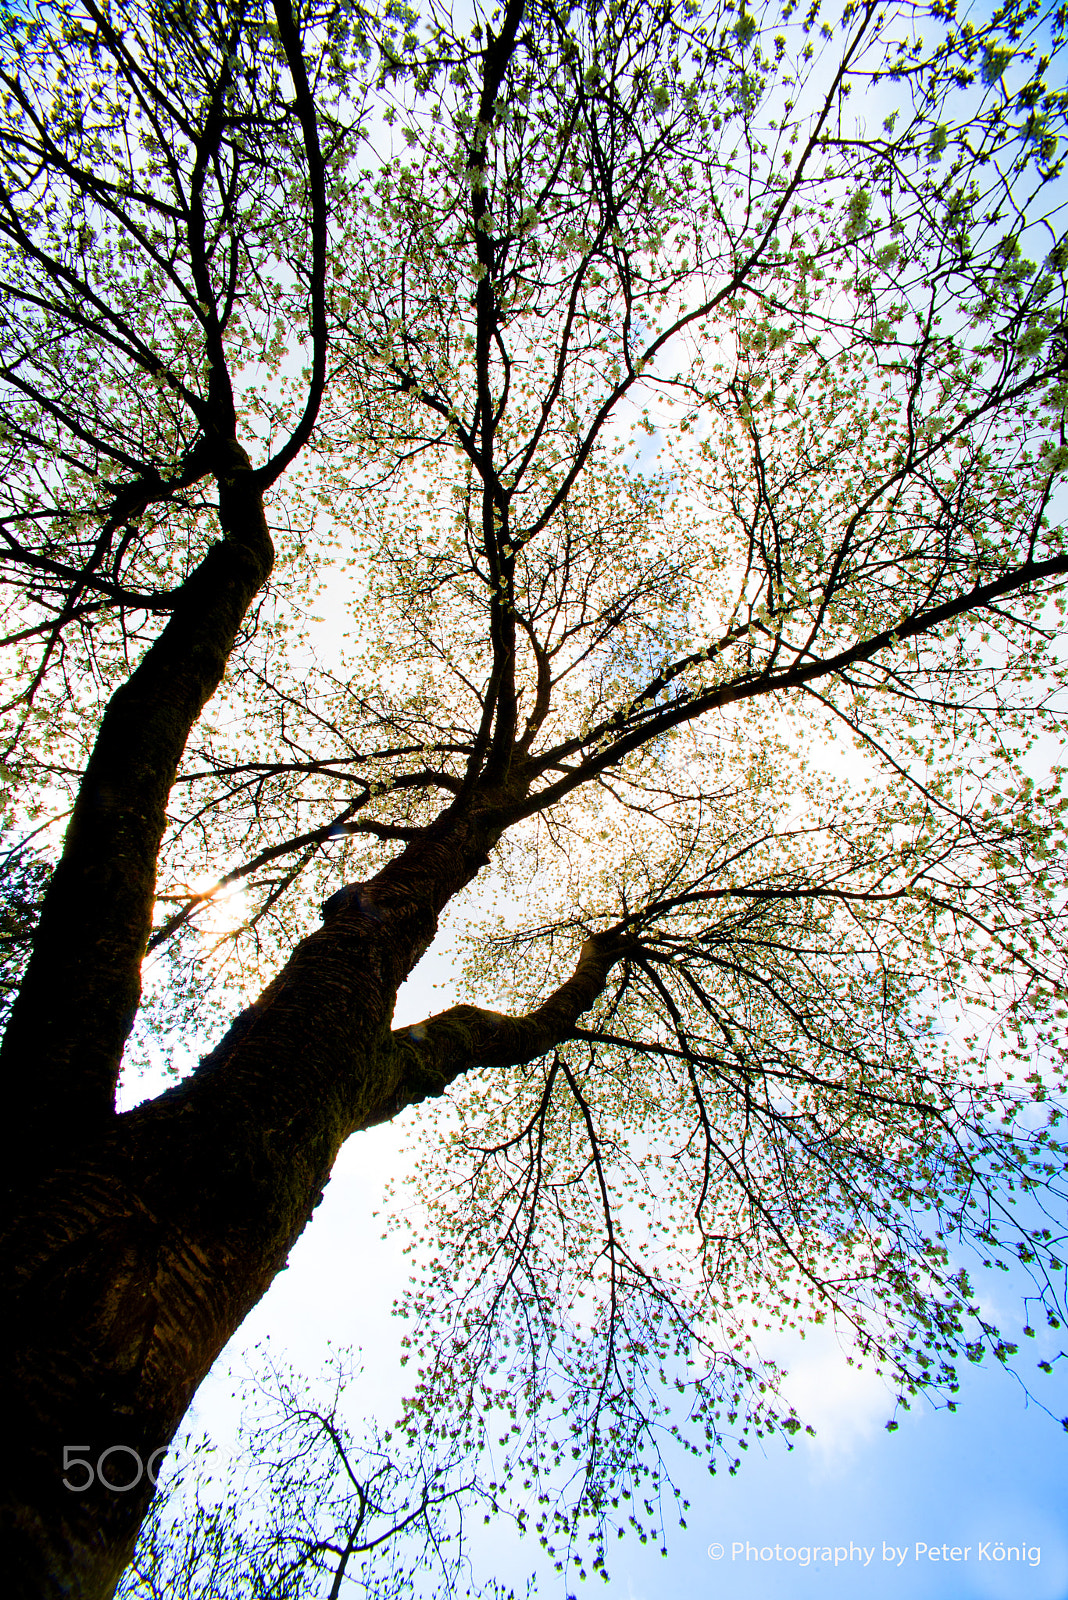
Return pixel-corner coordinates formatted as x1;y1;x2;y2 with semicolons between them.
374;930;632;1125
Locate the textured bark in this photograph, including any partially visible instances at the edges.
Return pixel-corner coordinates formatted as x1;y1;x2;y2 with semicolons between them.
377;933;632;1125
0;446;274;1159
0;795;624;1599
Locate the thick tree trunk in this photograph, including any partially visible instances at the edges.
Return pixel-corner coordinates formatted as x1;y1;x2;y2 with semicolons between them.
1;810;439;1597
2;916;410;1594
0;786;623;1598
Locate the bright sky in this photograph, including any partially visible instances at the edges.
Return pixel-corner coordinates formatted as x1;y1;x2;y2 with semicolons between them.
129;19;1068;1569
174;921;1068;1600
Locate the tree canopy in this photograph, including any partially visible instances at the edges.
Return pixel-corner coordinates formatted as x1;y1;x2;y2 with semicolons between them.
2;0;1068;1592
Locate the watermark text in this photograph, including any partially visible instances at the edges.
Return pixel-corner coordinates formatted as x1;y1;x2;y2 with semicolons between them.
706;1540;1042;1568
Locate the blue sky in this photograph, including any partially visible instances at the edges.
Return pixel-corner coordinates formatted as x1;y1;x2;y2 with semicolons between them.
162;594;1068;1600
191;1109;1067;1600
179;915;1068;1600
594;1357;1068;1600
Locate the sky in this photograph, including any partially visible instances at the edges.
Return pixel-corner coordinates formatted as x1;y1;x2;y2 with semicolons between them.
169;927;1068;1600
120;17;1068;1577
189;1118;1068;1600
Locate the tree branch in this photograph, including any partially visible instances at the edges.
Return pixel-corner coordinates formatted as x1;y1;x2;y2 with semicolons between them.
372;931;629;1125
0;442;274;1156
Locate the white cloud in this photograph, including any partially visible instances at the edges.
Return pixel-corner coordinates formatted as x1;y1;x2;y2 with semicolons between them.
776;1327;895;1468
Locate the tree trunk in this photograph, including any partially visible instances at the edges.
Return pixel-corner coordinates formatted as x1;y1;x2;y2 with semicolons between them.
0;781;622;1598
2;908;405;1594
1;447;275;1163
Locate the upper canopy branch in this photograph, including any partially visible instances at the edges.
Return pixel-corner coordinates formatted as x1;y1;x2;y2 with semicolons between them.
254;0;332;486
513;552;1068;823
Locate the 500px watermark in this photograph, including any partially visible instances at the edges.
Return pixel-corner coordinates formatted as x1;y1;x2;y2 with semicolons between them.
61;1445;179;1493
706;1541;1042;1569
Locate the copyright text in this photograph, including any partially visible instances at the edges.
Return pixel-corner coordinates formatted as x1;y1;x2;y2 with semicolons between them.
705;1541;1042;1568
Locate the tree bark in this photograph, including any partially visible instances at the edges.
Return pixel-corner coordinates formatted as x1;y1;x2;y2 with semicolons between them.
0;798;624;1598
0;445;274;1162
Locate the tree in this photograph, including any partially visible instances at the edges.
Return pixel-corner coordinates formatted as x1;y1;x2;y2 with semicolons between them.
114;1349;521;1600
2;0;1068;1592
